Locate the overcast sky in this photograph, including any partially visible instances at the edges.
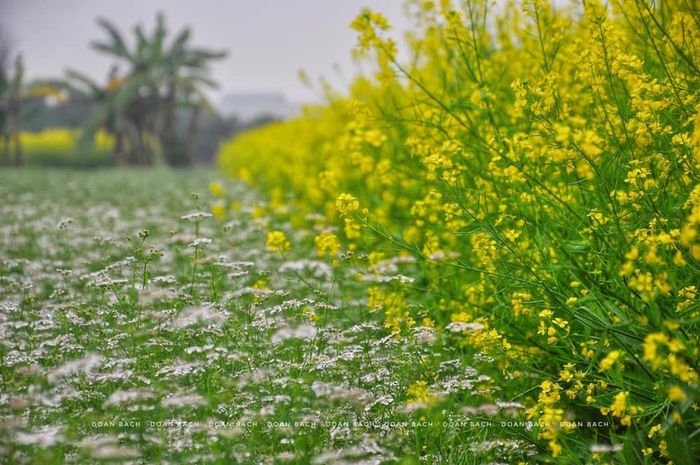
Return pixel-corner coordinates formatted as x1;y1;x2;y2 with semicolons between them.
0;0;411;103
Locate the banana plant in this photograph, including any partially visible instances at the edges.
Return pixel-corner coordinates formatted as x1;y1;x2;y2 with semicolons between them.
91;14;226;166
61;67;132;165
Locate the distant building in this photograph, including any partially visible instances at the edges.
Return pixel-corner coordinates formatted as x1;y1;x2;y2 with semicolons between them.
218;92;299;122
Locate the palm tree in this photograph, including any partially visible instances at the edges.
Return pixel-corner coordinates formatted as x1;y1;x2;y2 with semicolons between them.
91;14;226;166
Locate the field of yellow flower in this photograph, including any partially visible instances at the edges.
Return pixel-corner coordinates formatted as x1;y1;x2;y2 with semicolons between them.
217;0;700;462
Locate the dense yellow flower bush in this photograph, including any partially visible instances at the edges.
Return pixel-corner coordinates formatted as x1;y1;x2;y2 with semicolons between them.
19;129;114;167
219;0;699;461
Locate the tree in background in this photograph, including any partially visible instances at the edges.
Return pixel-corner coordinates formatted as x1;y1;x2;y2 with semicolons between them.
0;33;11;165
0;40;25;166
1;32;66;166
90;14;226;166
61;67;130;165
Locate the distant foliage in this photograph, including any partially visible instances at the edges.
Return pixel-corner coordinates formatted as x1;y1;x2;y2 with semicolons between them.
219;0;700;461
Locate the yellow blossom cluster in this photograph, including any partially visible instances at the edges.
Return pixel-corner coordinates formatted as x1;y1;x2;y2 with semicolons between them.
266;230;290;254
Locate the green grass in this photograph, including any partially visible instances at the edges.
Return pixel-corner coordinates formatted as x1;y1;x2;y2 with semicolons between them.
0;168;548;464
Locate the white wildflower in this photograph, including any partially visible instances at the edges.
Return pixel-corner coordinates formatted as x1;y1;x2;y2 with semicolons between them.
48;353;103;384
161;392;208;408
272;324;317;343
57;217;74;229
103;389;155;407
590;443;623;453
15;425;64;447
445;322;484;332
188;238;212;248
180;211;212;221
171;304;227;329
279;260;333;280
91;445;141;459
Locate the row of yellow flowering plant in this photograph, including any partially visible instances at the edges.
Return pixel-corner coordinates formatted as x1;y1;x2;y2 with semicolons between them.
15;129;114;167
219;0;699;462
